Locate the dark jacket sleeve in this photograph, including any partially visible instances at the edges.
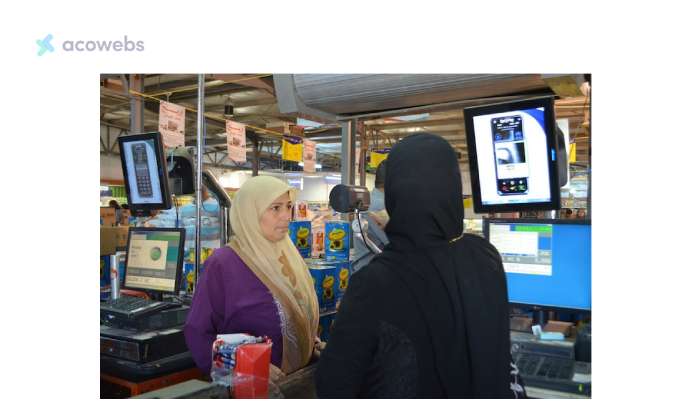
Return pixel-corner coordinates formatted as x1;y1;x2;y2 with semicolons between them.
314;266;379;398
183;256;228;375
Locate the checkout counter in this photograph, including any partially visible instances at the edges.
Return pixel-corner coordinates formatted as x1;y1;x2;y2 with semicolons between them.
100;337;319;399
113;361;588;399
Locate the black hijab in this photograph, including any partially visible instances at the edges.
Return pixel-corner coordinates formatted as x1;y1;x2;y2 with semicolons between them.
384;133;465;250
376;133;517;398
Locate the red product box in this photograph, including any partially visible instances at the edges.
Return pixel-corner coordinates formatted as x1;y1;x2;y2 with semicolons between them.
233;342;272;399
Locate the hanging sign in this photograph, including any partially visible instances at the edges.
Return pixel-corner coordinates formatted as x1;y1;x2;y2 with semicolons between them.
226;120;247;163
303;139;316;173
355;146;361;172
370;148;390;168
462;195;473;209
282;135;303;163
569;138;577;163
158;101;185;147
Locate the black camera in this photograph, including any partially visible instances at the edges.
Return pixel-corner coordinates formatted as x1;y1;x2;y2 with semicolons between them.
329;185;371;213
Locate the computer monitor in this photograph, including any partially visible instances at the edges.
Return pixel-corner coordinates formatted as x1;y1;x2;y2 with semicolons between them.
464;96;563;213
483;218;591;324
122;227;186;300
118;131;173;211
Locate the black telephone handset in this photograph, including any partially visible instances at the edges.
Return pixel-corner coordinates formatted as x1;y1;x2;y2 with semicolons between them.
131;143;153;198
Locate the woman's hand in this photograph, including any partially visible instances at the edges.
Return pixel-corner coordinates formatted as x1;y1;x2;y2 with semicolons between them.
269;364;285;383
370;209;390;230
312;341;327;360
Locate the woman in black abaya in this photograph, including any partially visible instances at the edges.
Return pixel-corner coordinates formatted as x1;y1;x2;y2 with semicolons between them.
315;133;526;398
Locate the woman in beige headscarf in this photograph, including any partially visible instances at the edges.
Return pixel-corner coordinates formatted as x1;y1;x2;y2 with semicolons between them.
184;176;320;380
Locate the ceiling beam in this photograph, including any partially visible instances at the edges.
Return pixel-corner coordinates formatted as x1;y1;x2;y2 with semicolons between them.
366;118;465;130
203;97;279;111
166;85;264;103
144;77;215;92
207;74;275;96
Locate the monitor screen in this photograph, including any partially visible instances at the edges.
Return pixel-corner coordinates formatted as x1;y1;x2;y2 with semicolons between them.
483;218;591;314
122;227;186;297
464;96;562;213
118;131;173;211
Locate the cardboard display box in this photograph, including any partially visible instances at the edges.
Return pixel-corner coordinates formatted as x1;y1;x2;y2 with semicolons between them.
100;208;116;219
101;226;130;256
308;266;339;314
288;221;312;259
325;221;349;261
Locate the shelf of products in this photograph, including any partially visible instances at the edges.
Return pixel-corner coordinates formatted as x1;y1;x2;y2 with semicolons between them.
463;219;484;237
100;185;127;207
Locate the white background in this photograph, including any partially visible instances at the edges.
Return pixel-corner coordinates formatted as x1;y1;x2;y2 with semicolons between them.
3;1;689;396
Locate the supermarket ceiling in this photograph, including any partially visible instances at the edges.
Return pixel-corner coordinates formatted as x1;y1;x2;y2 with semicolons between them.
99;73;591;174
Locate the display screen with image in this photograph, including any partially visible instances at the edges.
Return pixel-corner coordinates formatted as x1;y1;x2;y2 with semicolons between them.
122;227;186;297
464;96;562;213
118;131;173;211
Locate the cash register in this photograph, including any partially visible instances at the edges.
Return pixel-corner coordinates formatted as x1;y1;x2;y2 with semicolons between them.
100;226;197;397
101;226;189;332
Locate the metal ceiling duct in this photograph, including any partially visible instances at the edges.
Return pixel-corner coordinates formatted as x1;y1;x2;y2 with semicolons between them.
275;74;552;119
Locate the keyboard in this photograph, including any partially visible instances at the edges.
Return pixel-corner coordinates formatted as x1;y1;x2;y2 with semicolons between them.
513;353;591;396
100;296;171;319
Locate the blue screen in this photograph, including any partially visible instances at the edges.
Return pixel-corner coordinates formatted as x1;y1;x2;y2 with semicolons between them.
486;220;591;312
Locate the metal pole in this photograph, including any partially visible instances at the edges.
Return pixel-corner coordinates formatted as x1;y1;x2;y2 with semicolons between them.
359;125;368;186
110;252;121;300
194;74;205;290
341;119;357;251
252;135;259;176
341;120;356;186
129;74;144;134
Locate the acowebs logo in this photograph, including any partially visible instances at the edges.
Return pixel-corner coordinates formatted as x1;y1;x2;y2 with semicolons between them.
62;36;145;52
36;34;55;56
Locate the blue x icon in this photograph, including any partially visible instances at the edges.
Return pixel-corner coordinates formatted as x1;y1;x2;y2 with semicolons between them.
36;34;54;56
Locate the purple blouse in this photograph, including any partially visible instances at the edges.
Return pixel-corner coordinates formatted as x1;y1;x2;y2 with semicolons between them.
183;245;284;375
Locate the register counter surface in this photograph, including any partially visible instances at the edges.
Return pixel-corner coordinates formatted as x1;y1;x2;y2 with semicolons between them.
276;363;318;399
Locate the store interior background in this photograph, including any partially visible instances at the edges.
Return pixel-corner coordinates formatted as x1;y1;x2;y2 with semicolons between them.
100;74;591;218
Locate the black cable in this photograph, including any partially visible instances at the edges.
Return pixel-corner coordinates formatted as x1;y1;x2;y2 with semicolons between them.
100;381;113;395
357;212;377;255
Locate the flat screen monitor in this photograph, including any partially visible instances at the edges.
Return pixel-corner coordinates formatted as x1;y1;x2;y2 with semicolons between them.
118;131;173;211
483;218;591;317
464;96;562;213
122;227;186;299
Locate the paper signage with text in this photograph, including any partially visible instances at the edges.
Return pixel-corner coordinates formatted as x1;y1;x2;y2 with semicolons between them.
226;121;247;163
303;139;316;173
158;101;186;147
356;146;361;172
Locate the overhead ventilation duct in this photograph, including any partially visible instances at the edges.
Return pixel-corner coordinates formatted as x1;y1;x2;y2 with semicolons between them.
274;74;340;125
275;74;557;118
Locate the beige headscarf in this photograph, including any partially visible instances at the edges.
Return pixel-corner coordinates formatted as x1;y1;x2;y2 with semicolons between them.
227;176;318;374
